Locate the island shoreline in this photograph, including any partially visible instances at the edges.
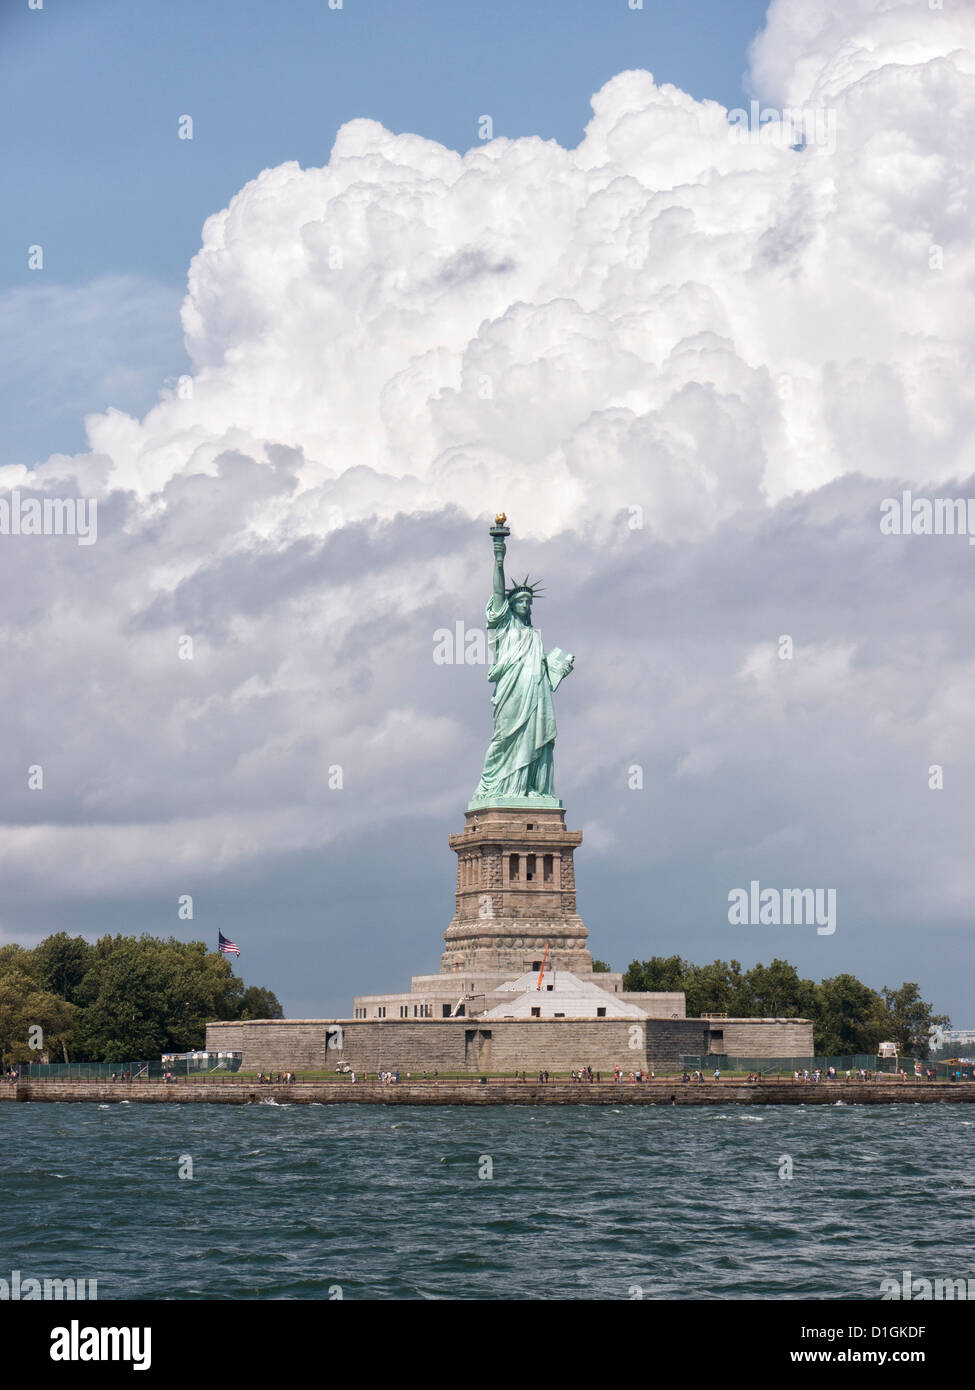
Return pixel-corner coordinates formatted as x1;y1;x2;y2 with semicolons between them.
4;1079;974;1106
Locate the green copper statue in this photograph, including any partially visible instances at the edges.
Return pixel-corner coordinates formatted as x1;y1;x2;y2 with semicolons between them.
469;514;574;809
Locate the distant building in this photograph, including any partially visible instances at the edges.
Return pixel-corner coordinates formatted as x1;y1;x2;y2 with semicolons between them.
930;1027;975;1052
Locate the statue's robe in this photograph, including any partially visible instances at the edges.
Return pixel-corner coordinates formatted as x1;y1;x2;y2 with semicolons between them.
473;593;557;799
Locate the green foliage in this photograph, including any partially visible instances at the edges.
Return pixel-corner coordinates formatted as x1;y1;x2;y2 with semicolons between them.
0;943;38;980
32;931;96;1003
880;982;949;1060
686;959;747;1017
590;959;611;974
239;986;284;1020
0;969;76;1066
0;933;283;1062
624;955;749;1015
745;959;817;1020
622;954;946;1058
624;954;687;993
814;973;887;1054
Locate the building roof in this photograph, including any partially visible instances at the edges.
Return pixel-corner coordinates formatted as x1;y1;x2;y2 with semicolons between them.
481;970;648;1020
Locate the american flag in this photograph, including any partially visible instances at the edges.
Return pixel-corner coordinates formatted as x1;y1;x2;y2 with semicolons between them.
218;931;240;958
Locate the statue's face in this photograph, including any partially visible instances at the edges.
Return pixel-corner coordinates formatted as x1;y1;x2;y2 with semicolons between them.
511;591;532;620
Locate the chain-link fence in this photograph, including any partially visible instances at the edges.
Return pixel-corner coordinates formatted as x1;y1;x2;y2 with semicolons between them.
17;1053;242;1080
680;1053;970;1078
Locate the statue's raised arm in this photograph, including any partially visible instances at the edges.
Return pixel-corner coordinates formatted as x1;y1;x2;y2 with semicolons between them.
491;514;507;607
470;515;574;810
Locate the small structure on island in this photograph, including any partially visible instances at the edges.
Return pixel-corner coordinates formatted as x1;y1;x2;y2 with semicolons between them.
480;972;647;1021
208;517;813;1073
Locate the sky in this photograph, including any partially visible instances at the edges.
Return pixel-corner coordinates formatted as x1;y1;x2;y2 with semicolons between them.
1;0;770;467
2;0;975;1025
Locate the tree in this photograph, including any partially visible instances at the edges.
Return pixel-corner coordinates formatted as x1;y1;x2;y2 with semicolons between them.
623;955;688;993
624;957;751;1015
621;951;949;1055
0;943;37;979
163;940;245;1045
74;939;174;1060
0;931;279;1062
0;970;76;1067
815;974;886;1055
744;959;817;1020
591;959;611;974
32;932;96;1004
73;935;248;1060
238;986;284;1020
880;983;949;1059
684;960;747;1017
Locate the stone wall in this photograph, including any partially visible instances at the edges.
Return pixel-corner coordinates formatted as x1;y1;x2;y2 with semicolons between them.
709;1019;814;1055
468;1019;711;1072
206;1015;812;1072
4;1078;971;1107
207;1016;716;1072
619;992;686;1019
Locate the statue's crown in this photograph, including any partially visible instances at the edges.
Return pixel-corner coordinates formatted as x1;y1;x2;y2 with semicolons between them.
505;574;544;599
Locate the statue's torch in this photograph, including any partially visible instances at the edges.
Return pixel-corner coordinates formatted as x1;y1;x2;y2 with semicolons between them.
490;511;509;558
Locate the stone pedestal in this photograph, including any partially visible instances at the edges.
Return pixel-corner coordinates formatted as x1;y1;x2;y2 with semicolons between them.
441;805;593;976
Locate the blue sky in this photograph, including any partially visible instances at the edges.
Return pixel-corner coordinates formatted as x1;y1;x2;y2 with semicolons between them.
2;0;769;466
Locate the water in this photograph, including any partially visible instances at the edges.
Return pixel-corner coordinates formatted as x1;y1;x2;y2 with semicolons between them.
2;1102;973;1299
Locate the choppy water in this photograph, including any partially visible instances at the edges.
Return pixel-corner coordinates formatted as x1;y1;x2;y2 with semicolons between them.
1;1102;972;1299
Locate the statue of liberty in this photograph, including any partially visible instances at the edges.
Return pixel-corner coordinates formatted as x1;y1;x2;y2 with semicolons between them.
470;515;574;807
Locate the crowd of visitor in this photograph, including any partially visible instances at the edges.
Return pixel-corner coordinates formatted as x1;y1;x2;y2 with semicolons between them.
5;1060;971;1086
